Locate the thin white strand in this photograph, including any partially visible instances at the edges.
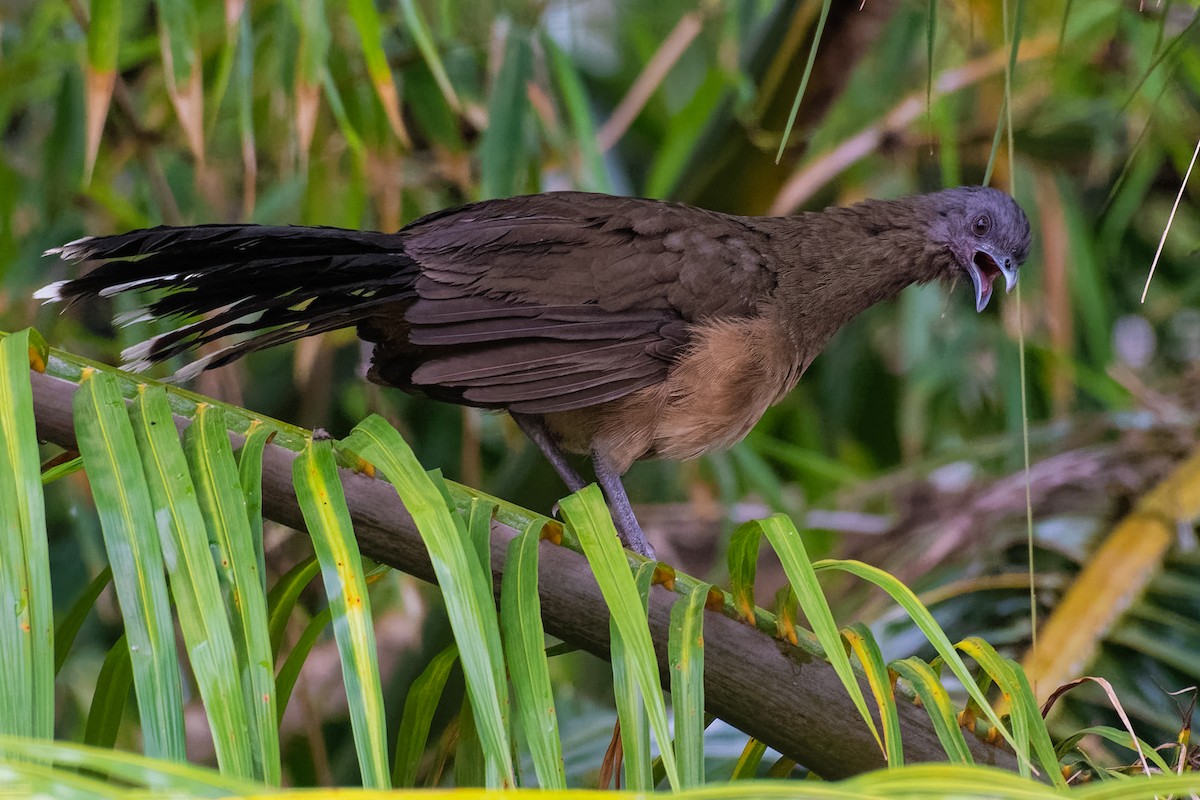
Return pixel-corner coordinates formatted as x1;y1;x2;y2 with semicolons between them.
1141;134;1200;303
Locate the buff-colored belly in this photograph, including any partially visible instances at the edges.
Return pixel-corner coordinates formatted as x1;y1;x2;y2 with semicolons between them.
544;317;803;473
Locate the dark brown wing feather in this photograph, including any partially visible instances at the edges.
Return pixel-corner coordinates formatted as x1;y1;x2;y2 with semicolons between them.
382;192;779;414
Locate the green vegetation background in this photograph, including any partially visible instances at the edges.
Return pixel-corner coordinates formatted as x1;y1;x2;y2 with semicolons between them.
1;0;1198;785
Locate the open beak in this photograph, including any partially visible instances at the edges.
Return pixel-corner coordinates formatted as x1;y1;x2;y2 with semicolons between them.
964;247;1019;312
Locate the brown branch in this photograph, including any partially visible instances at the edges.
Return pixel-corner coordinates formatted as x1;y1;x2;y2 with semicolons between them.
27;360;1020;779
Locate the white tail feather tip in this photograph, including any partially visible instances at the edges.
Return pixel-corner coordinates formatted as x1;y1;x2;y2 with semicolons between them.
173;358;213;383
114;309;153;327
98;275;177;297
46;236;97;260
120;339;155;366
33;281;67;302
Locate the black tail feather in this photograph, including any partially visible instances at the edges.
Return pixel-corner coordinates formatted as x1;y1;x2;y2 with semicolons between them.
38;224;418;376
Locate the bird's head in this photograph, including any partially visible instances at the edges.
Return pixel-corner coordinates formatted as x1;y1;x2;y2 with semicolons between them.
926;186;1031;312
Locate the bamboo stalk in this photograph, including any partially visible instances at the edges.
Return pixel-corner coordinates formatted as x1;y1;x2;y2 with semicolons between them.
1022;444;1200;702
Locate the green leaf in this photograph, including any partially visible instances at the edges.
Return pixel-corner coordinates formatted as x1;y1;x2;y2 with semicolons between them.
293;438;391;789
925;0;936;118
183;403;279;783
542;34;611;193
129;386;257;781
956;637;1065;787
405;60;465;152
726;521;762;624
295;0;330;88
0;759;126;799
348;0;407;142
774;584;798;643
774;0;831;164
398;0;462;114
0;734;267;796
1057;175;1113;364
816;557;1025;766
275;606;333;724
559;486;680;791
83;635;134;750
611;560;655;791
266;556;321;661
1055;725;1173;774
322;67;366;160
462;494;495;572
455;695;486;788
54;567;111;675
237;419;275;594
392;644;459;788
669;582;710;788
87;0;121;75
40;454;84;484
235;10;256;213
73;370;185;762
754;515;882;757
479;31;532;200
745;431;865;486
340;415;513;786
730;738;768;780
204;0;242;132
500;522;566;790
85;0;123;175
646;70;730;198
0;329;53;738
152;0;198;86
842;622;902;767
889;657;972;764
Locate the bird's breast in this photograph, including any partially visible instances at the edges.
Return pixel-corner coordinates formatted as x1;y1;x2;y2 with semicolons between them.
542;315;805;473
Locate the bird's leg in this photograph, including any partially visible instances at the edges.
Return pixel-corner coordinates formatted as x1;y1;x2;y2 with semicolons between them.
591;449;656;560
510;412;587;492
512;412;655;558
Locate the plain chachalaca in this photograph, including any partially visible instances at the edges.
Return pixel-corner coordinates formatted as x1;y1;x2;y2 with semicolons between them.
38;187;1030;558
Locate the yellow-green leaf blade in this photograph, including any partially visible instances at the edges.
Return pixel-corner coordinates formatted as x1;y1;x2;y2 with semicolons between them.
73;370;185;762
756;515;883;757
559;486;680;791
340;415;513;785
500;521;566;790
890;656;973;765
392;644;459;788
293;438;391;789
0;329;53;738
669;581;710;788
183;404;279;784
129;386;256;781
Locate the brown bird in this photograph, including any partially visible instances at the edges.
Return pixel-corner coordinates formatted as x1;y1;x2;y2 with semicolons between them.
38;187;1030;558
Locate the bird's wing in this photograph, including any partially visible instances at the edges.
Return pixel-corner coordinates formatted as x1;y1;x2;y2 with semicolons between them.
396;192;780;414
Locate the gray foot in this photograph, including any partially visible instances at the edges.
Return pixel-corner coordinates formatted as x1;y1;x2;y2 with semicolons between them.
592;449;656;559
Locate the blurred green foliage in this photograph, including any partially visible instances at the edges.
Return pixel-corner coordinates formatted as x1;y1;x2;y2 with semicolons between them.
2;0;1199;781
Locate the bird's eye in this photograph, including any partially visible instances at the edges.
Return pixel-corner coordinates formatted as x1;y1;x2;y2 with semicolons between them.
972;215;991;236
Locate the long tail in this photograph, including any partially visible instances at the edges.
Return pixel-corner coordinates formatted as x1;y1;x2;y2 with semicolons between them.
38;224;418;380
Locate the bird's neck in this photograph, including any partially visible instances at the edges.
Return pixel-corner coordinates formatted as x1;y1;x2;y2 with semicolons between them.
764;197;955;361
